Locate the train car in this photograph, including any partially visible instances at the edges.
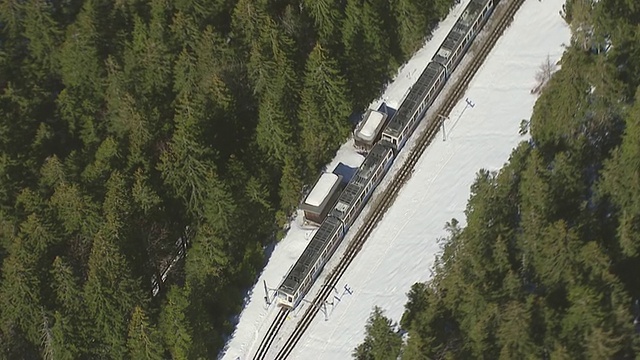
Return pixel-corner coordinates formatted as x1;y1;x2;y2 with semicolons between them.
434;0;495;76
330;142;395;230
277;142;394;308
353;109;389;151
299;172;344;225
277;216;344;308
276;0;498;310
381;62;445;150
381;0;495;150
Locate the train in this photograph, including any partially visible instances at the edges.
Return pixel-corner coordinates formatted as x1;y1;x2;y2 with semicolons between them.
277;0;496;309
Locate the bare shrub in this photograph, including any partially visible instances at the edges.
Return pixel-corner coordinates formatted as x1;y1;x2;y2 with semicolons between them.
531;55;557;95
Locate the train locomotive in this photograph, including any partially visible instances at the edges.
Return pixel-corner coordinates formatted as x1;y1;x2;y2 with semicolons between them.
277;0;496;309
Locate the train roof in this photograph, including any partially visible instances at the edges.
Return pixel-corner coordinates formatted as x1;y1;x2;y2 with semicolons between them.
354;110;387;143
300;173;342;211
384;62;443;138
433;0;492;65
331;143;392;219
279;216;343;295
385;0;492;139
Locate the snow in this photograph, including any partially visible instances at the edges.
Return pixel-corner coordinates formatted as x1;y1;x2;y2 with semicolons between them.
326;138;365;173
219;0;570;358
356;110;386;142
304;173;340;208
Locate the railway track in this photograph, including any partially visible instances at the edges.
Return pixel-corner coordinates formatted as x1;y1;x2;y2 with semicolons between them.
252;308;289;360
254;1;526;359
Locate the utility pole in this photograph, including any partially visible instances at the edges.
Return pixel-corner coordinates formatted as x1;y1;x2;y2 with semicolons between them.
437;114;450;141
263;280;271;306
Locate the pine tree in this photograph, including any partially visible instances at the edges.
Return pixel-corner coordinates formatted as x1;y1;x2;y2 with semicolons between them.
279;154;304;213
132;168;162;215
341;0;391;109
246;16;299;165
599;89;640;256
127;306;164;360
50;257;82;314
256;83;295;165
81;135;121;184
0;246;42;347
353;307;402;360
302;0;343;44
124;14;174;103
0;0;24;39
22;0;62;76
157;99;215;218
56;0;105;148
0;213;60;351
230;0;268;52
83;229;143;357
185;224;229;287
104;59;151;168
533;220;581;288
49;312;79;360
159;286;193;360
49;182;101;236
298;43;352;172
390;0;428;58
496;300;537;359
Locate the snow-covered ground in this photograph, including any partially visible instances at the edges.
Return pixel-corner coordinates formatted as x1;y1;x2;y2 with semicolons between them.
220;0;570;358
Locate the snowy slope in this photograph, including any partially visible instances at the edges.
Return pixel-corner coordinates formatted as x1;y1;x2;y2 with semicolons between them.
220;0;570;359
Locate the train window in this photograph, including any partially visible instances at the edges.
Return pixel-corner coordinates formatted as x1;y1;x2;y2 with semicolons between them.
288;296;293;303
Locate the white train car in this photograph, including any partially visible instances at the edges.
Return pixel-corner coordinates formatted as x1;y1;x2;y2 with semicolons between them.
277;143;394;308
381;0;495;150
353;109;389;151
277;0;498;310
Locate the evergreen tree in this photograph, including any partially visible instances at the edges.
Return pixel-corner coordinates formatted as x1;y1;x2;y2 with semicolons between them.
49;256;87;356
49;312;79;360
599;88;640;256
83;229;142;357
279;154;304;213
298;43;352;173
159;286;193;360
353;307;402;360
127;306;164;360
302;0;342;43
56;0;106;148
341;0;391;109
132;168;162;215
390;0;428;58
249;17;299;165
49;182;100;237
157;99;215;218
22;0;62;76
496;300;537;359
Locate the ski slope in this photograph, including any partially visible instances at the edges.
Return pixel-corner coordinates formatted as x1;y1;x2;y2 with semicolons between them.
220;0;571;358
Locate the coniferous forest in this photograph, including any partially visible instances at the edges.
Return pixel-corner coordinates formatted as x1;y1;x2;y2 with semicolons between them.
0;0;459;358
355;0;640;359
